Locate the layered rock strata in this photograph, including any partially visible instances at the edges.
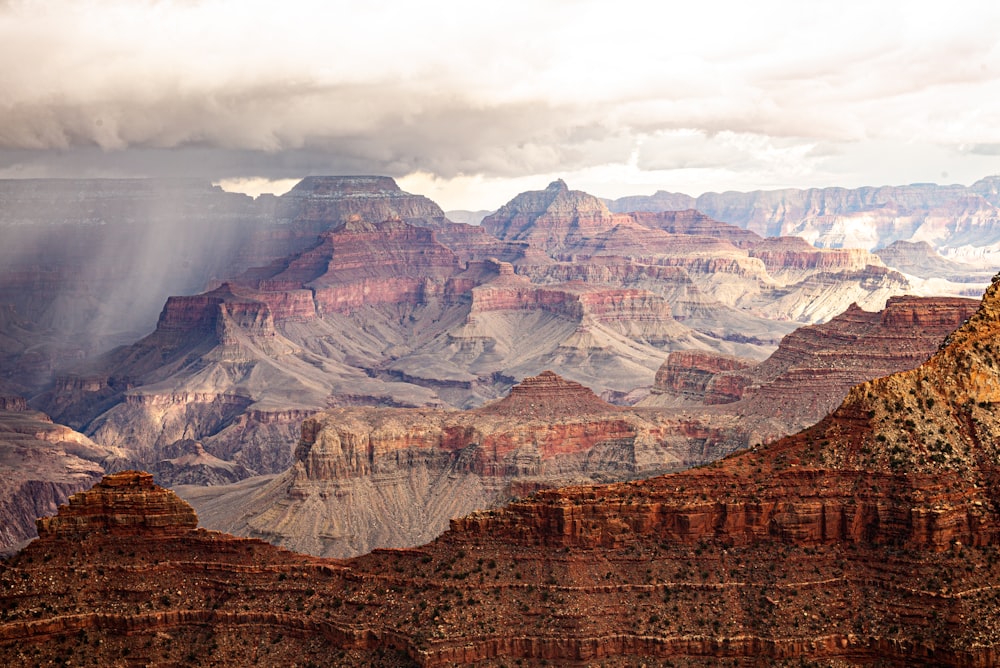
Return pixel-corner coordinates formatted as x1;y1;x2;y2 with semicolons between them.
487;180;916;325
6;276;1000;665
609;176;1000;266
183;371;742;558
644;295;981;443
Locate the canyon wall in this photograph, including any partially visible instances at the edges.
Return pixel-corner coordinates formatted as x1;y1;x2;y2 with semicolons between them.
7;274;1000;664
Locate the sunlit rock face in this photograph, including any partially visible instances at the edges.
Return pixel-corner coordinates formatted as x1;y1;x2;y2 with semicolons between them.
181;371;739;559
0;405;116;554
642;294;981;446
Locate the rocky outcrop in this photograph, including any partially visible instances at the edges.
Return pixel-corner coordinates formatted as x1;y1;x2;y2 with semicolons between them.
627;209;762;247
8;276;1000;665
470;276;677;330
874;239;995;285
35;471;197;538
481;179;625;249
0;176;458;397
748;236;882;274
181;372;748;558
485;180;924;326
275;175;447;227
651;351;755;403
184;372;692;556
479;370;616;418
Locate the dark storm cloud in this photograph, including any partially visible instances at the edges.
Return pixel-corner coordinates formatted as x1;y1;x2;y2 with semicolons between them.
1;0;999;200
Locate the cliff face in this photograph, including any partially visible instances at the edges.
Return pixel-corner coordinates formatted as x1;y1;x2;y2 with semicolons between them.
609;176;1000;267
485;180;922;326
25;179;953;507
0;176;455;397
0;407;119;554
275;175;448;226
183;371;735;558
874;239;995;286
7;277;1000;666
39;208;762;483
652;350;756;403
645;295;981;442
35;470;197;538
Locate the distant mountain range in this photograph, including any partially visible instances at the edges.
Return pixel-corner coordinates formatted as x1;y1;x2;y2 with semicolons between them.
603;176;1000;264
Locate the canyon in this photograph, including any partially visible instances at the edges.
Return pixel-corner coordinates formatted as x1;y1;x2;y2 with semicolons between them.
181;295;979;558
3;175;993;556
4;273;1000;665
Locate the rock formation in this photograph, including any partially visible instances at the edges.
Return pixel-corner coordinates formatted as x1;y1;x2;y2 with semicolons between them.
185;296;981;559
7;275;1000;665
651;350;756;404
644;294;981;444
7;175;988;569
42;189;825;482
481;179;624;249
874;239;995;287
35;471;197;538
0;406;120;555
0;176;453;397
486;180;918;325
180;371;736;558
609;176;1000;267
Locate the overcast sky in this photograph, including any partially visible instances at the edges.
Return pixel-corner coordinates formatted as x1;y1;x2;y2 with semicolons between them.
2;0;999;209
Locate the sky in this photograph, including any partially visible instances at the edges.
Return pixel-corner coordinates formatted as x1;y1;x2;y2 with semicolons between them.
1;0;1000;211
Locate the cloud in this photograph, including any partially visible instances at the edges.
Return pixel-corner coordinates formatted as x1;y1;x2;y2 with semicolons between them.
1;0;999;202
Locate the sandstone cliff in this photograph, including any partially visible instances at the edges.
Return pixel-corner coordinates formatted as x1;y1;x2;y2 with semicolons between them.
8;276;1000;665
191;296;982;560
487;180;918;325
874;239;995;285
38;201;804;484
0;176;456;397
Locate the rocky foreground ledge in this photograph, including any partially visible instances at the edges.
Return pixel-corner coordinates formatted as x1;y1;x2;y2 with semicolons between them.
6;278;1000;665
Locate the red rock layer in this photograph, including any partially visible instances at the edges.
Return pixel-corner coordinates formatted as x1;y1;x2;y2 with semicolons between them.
748;236;880;272
35;471;197;538
276;175;447;226
481;179;625;248
5;263;1000;666
651;296;980;422
651;351;755;403
292;372;643;483
627;209;762;247
234;218;463;316
469;274;675;326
